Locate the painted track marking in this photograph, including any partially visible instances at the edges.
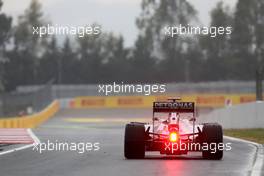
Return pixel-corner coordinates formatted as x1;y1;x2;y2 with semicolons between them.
225;136;263;176
0;129;40;156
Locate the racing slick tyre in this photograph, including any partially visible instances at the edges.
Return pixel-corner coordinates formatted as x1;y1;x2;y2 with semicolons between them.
202;123;223;160
124;123;145;159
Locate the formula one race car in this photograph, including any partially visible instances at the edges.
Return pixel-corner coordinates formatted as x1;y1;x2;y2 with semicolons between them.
124;98;223;160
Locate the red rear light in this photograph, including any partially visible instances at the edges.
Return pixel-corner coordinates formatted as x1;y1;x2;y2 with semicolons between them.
169;132;178;142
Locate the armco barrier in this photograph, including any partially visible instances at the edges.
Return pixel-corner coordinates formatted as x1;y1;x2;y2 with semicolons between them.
199;101;264;129
0;101;59;128
68;94;258;109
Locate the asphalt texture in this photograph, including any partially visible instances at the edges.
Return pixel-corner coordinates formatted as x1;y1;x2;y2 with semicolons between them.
0;109;263;176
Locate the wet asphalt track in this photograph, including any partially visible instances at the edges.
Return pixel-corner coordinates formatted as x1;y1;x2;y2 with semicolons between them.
0;109;262;176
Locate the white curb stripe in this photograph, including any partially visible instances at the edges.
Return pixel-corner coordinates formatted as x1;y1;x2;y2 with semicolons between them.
0;129;40;156
251;146;264;176
224;136;263;176
27;129;41;144
224;136;259;146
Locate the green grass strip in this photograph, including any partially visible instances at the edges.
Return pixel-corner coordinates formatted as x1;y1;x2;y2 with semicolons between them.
224;128;264;144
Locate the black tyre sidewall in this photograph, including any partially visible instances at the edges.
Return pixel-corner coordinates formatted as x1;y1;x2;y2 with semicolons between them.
124;124;145;159
202;123;223;160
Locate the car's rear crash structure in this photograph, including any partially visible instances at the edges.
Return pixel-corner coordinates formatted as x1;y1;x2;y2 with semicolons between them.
124;98;223;160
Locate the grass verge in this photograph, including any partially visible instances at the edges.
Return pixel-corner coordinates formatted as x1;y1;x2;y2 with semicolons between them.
224;128;264;144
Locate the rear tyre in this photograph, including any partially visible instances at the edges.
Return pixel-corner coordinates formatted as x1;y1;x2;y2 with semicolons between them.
202;123;223;160
124;123;145;159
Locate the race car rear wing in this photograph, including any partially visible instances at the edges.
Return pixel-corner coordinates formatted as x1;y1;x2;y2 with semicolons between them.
153;102;195;113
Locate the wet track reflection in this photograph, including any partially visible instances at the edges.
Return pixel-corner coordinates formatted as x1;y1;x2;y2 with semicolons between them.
0;109;259;176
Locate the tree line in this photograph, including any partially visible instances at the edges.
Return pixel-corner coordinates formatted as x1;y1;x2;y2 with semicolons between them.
0;0;263;92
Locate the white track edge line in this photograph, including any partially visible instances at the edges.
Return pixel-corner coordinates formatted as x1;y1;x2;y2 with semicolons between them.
251;145;264;176
27;129;41;144
0;129;40;156
224;136;259;146
224;136;263;176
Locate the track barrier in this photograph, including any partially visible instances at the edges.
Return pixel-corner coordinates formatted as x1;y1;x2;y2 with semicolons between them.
0;94;260;128
0;101;59;128
68;94;258;109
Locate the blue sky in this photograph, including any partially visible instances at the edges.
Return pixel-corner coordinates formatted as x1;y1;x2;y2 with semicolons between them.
2;0;237;47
